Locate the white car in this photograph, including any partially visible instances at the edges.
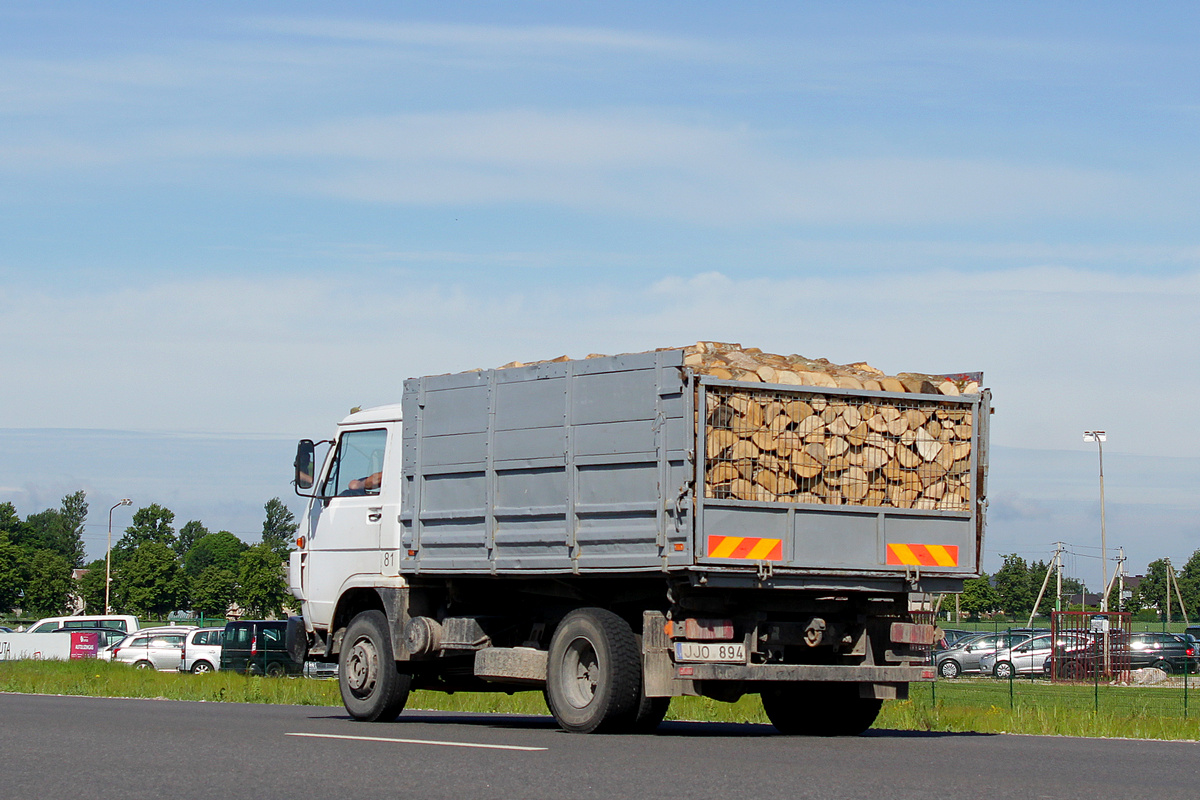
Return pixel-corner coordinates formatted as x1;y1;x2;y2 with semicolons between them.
179;627;224;674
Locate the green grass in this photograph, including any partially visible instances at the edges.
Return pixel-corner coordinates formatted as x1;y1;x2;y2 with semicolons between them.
3;661;1197;740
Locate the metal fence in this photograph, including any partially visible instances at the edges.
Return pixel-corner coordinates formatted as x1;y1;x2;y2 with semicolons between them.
927;616;1198;719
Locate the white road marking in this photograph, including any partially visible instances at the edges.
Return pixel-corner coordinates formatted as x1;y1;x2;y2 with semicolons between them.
286;732;547;751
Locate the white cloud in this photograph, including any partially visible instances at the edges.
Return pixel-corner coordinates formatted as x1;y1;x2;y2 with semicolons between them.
245;17;717;59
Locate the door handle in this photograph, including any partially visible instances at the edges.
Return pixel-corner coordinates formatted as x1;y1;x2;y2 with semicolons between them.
367;508;382;523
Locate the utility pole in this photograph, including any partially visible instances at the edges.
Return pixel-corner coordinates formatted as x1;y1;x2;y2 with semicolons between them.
1084;431;1108;612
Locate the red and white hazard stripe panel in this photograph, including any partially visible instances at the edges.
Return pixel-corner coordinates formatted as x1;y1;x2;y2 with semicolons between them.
706;535;783;561
885;543;959;567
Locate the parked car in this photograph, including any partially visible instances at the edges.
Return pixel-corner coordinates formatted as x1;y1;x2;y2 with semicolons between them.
935;631;1039;678
27;614;140;634
1128;632;1196;673
111;629;191;671
179;627;224;674
220;620;302;677
43;626;128;658
936;628;973;648
981;632;1091;678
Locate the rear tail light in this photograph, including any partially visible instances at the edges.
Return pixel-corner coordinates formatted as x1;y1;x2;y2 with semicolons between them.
251;635;258;656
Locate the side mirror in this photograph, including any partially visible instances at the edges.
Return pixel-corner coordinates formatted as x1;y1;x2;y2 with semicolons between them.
294;439;316;490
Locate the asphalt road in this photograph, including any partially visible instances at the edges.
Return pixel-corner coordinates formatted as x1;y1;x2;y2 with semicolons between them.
1;693;1195;800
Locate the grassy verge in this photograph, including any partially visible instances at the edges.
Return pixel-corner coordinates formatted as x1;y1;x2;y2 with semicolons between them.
3;661;1197;740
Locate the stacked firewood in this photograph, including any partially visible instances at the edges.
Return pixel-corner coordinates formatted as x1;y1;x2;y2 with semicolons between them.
703;386;974;510
683;341;980;396
689;343;978;511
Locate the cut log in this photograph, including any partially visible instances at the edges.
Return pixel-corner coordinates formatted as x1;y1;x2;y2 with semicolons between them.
729;439;760;460
804;442;829;466
706;429;737;459
825;436;850;458
794;415;825;437
895;446;922;469
914;428;942;461
846;421;869;447
843;466;869;501
729;478;759;501
790;449;824;479
861;445;891;471
784;399;814;421
879;377;906;393
708;463;740;485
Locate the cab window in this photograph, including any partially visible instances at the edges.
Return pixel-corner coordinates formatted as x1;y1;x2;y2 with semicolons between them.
323;429;388;497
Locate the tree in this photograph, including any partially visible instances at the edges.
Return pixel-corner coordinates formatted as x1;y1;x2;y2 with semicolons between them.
260;498;298;560
184;531;246;577
191;565;238;616
76;559;109;614
22;549;74;616
114;541;184;618
994;554;1034;618
237;544;288;617
959;573;999;618
1136;559;1171;619
1178;549;1200;618
174;520;210;560
0;532;25;614
114;504;177;560
59;490;89;567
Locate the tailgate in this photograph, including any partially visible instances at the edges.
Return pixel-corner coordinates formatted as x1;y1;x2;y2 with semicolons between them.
695;377;988;577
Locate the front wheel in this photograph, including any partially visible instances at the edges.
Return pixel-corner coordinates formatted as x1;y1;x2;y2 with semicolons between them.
993;661;1014;679
339;610;411;722
1152;660;1172;674
545;608;641;734
938;659;961;679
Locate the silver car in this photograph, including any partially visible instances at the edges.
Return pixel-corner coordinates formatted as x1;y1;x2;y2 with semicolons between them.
111;628;194;671
179;627;224;674
935;631;1037;678
980;632;1090;678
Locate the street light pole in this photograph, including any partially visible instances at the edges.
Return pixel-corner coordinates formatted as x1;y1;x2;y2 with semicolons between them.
106;499;132;614
1083;431;1107;612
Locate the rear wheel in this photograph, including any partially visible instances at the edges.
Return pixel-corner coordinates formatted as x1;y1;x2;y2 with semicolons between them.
1152;659;1172;674
265;661;287;678
545;608;641;734
191;661;214;674
761;683;881;736
134;660;154;670
339;610;411;722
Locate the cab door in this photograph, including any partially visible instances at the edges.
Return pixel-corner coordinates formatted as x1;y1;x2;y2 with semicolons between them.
303;427;390;628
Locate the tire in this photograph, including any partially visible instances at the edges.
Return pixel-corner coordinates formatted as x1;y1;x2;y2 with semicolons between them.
993;661;1014;680
1152;660;1172;674
938;659;961;679
191;661;214;675
632;694;671;733
265;661;287;678
545;608;641;734
761;683;882;736
134;660;154;670
1062;660;1085;680
339;610;411;722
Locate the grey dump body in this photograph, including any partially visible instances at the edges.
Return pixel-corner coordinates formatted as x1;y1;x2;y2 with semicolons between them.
399;349;988;588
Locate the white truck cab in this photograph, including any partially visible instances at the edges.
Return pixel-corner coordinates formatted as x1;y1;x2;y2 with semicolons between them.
291;405;404;634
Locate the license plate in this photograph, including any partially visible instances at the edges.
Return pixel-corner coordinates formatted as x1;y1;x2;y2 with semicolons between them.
674;641;746;663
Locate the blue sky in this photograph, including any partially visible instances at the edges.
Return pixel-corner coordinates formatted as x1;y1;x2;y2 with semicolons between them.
2;3;1198;589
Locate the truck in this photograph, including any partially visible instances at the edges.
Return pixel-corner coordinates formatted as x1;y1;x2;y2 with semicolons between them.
287;346;989;734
